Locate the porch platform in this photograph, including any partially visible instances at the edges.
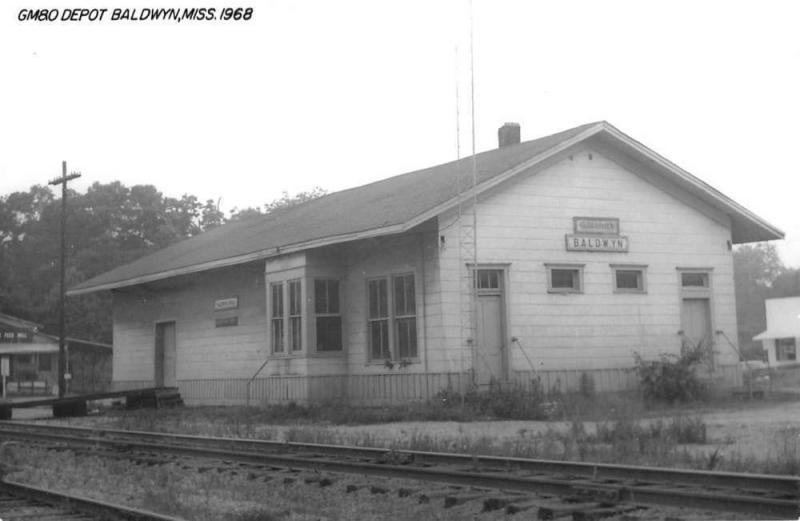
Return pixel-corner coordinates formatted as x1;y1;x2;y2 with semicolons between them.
0;387;182;419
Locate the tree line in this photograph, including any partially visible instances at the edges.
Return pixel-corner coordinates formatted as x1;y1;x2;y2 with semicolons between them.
0;182;325;343
734;243;800;357
0;181;797;357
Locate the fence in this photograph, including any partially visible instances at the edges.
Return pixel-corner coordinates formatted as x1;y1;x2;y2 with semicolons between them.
113;364;743;406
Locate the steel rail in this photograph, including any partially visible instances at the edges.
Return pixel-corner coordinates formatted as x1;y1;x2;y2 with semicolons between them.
0;423;797;519
0;480;185;520
3;421;798;495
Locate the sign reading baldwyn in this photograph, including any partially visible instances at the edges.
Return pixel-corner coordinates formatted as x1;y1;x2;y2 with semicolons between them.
566;217;628;252
565;235;629;252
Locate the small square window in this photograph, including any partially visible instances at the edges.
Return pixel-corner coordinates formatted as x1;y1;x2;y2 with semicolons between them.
776;338;797;361
475;269;501;290
612;265;646;293
681;273;708;288
546;265;583;293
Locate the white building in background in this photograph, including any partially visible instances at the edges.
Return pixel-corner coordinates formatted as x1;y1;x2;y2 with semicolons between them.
754;297;800;367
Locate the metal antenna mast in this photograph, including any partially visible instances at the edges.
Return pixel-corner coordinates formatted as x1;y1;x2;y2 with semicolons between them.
455;0;480;387
48;161;81;398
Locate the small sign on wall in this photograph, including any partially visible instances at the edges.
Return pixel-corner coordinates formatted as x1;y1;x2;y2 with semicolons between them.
566;216;628;252
573;217;619;235
214;297;239;311
215;316;239;328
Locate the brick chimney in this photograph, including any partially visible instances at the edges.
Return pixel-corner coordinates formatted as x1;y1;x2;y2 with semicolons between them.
498;122;521;148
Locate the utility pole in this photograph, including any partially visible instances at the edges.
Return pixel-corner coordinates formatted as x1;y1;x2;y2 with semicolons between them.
48;161;81;398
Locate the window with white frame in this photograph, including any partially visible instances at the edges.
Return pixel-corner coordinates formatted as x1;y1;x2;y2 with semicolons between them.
367;273;417;361
776;337;797;361
546;264;583;293
611;264;646;293
288;279;302;352
315;279;342;352
270;282;284;353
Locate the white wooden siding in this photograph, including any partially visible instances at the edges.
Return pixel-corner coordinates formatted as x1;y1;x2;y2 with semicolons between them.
112;263;267;384
435;147;739;373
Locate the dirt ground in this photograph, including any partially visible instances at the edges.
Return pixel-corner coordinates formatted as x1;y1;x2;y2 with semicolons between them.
317;400;797;459
13;392;800;467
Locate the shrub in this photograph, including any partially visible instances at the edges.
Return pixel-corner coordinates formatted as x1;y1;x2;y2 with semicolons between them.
633;345;707;403
434;379;552;420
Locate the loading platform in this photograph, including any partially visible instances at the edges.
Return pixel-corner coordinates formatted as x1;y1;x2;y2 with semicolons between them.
0;387;183;419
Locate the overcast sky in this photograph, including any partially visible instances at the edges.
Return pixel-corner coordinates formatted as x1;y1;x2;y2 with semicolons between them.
1;0;798;266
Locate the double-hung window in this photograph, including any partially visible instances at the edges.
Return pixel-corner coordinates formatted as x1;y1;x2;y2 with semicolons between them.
367;273;417;361
394;274;417;359
270;282;284;353
315;279;342;352
288;279;302;352
368;279;390;360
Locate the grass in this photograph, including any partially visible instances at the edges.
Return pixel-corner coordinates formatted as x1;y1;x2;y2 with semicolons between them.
5;446;515;521
60;384;800;477
16;387;800;520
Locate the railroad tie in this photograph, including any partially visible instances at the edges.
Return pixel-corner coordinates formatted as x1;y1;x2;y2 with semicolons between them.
482;495;525;512
536;499;600;520
443;492;484;508
397;487;418;497
572;504;643;521
505;499;540;514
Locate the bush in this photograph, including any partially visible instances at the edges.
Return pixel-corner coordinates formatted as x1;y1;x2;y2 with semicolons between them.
634;345;707;403
435;379;552;420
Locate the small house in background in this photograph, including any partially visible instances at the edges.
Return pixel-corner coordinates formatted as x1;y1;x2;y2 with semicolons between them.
0;312;112;396
754;297;800;367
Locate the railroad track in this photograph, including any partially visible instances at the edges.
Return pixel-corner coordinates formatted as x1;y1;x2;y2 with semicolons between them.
0;480;184;520
0;422;797;519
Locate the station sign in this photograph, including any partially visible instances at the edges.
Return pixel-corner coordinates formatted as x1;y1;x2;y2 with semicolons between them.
215;317;239;328
565;235;629;252
566;217;628;252
573;217;619;235
214;297;239;311
0;328;33;344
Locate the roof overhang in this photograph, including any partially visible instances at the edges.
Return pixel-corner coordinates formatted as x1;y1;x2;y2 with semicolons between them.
754;329;798;341
67;122;784;295
0;343;59;355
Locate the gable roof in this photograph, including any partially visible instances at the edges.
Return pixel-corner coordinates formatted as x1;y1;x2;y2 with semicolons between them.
0;312;42;331
68;121;784;295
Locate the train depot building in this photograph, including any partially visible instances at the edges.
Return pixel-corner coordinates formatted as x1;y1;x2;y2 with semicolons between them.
68;121;784;405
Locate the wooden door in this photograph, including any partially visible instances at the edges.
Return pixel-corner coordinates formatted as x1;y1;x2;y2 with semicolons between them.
155;321;176;387
474;268;506;385
681;298;712;364
476;294;503;385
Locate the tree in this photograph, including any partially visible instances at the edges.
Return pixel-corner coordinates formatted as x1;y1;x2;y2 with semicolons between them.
733;243;785;358
0;183;329;342
229;187;328;222
770;269;800;298
263;187;327;213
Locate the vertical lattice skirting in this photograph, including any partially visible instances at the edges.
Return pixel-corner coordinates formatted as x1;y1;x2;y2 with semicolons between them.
113;365;742;406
